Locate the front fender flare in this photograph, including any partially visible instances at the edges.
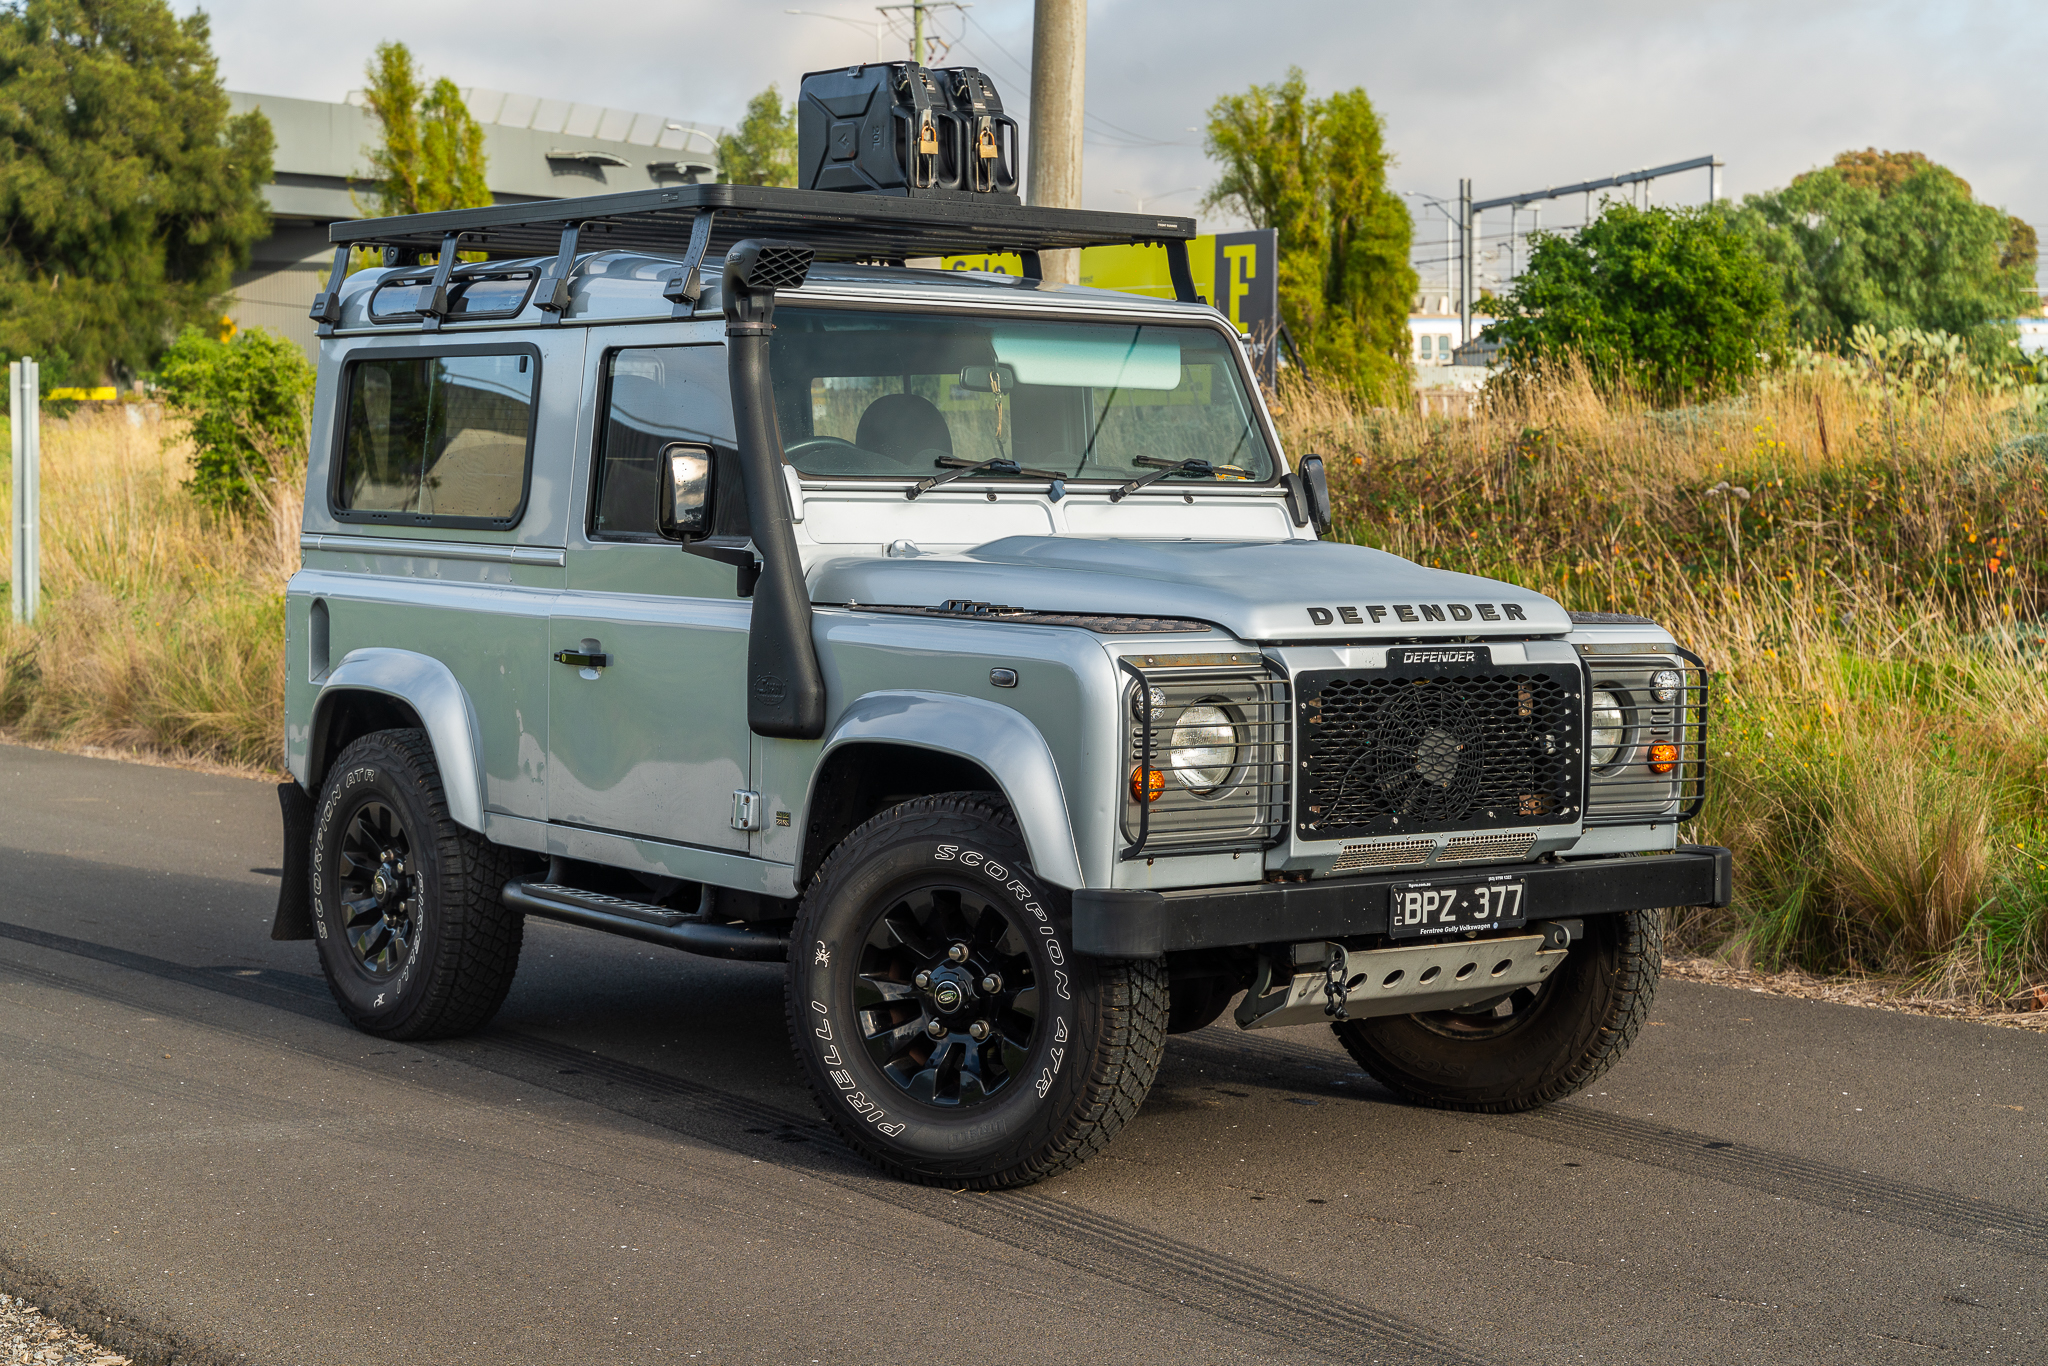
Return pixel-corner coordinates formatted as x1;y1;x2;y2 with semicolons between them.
309;648;487;833
809;691;1087;890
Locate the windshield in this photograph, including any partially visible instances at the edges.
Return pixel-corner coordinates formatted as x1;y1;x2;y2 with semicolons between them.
768;308;1276;484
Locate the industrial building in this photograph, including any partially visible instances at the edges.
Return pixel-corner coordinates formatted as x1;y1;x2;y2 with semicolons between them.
224;89;724;356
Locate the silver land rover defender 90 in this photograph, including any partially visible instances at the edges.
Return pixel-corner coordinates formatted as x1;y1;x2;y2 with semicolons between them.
273;71;1728;1189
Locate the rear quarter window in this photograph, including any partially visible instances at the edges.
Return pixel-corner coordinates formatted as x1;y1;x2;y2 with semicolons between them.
333;348;539;527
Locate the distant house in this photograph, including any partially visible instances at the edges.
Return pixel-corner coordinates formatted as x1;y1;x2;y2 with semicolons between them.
1407;297;1495;367
224;89;724;356
2018;316;2048;357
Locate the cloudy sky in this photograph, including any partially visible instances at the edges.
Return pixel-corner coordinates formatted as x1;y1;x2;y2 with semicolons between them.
190;0;2046;291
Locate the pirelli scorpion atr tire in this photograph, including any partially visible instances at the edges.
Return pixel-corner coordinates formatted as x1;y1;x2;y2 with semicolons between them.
788;793;1168;1189
310;729;524;1040
1332;908;1663;1112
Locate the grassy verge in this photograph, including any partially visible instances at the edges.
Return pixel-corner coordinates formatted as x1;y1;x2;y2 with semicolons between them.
4;374;2046;1002
1289;360;2048;999
0;408;293;773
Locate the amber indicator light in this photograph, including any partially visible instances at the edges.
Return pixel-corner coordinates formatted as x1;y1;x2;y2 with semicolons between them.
1649;743;1679;774
1130;767;1166;803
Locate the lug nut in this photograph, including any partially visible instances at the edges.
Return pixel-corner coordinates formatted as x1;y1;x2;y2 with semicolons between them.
914;971;932;989
925;1018;947;1039
980;973;1002;993
946;943;969;963
967;1020;991;1041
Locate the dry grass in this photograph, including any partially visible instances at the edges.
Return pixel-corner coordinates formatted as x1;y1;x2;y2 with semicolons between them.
0;407;288;772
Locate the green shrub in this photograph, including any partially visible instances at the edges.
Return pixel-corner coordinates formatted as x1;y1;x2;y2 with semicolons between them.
154;325;313;506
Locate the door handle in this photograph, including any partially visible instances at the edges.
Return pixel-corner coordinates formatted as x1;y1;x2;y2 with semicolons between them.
553;649;609;669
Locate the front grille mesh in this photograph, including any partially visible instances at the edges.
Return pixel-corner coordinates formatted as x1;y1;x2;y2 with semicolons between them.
1330;837;1435;871
1298;664;1584;840
1438;831;1538;863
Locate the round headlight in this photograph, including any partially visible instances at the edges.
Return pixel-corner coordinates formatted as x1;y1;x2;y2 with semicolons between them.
1589;688;1626;768
1650;669;1683;704
1169;704;1238;792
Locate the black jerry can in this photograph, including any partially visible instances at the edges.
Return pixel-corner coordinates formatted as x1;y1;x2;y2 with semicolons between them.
796;63;1019;203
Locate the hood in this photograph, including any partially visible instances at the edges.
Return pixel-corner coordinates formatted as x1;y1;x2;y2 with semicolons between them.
808;536;1571;641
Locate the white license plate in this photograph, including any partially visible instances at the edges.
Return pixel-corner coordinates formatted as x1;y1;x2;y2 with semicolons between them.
1387;879;1527;939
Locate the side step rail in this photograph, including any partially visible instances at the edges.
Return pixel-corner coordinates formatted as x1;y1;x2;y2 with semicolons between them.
502;881;789;962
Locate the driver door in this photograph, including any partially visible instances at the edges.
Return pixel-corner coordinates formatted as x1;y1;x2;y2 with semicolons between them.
547;340;755;853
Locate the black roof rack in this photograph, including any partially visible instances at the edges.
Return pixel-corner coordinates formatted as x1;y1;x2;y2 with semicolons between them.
327;183;1194;262
311;184;1205;334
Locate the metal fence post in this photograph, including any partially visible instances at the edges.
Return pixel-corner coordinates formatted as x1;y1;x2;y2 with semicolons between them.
9;357;37;624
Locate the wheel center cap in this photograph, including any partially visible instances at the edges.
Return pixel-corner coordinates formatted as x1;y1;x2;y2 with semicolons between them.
373;868;398;903
925;965;976;1014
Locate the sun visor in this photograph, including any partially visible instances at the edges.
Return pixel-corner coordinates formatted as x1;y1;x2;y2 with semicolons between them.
991;327;1182;389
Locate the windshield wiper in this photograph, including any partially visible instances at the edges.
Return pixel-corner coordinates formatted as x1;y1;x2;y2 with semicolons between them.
907;456;1070;500
1109;457;1247;503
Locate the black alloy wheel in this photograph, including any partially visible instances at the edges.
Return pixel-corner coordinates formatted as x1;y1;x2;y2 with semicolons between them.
309;729;524;1040
1409;978;1554;1042
334;800;419;978
854;882;1040;1107
788;791;1168;1189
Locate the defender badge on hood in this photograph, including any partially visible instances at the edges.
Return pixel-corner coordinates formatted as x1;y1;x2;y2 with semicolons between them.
1307;603;1528;626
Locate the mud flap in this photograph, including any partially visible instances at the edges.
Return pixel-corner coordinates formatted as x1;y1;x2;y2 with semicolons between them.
270;781;316;940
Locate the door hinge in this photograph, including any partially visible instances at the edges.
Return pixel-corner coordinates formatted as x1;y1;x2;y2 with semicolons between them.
731;790;763;831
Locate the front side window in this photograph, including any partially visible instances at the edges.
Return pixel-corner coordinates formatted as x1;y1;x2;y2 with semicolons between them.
591;345;743;540
768;309;1277;486
336;351;536;524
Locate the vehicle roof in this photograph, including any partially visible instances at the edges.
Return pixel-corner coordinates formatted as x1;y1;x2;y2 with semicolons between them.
327;250;1228;335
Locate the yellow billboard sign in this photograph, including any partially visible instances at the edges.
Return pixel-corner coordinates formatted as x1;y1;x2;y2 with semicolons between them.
941;228;1281;382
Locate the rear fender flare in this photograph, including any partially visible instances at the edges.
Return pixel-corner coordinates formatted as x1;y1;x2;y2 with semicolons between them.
805;691;1086;890
306;648;486;833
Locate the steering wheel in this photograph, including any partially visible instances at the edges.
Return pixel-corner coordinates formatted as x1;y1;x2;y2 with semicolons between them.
784;436;867;461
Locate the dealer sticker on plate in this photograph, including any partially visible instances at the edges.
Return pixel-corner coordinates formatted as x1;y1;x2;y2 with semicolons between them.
1388;876;1527;939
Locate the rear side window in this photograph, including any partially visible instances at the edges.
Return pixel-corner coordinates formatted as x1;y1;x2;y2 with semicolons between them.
335;350;538;526
369;270;537;323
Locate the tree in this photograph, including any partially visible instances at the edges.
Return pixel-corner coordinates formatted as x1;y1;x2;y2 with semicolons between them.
1203;70;1416;400
156;323;313;506
0;0;273;388
1486;201;1787;401
1732;149;2036;351
361;42;489;218
719;85;796;188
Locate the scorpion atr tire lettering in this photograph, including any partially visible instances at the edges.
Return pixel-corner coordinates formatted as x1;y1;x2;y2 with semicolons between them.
310;729;523;1041
786;791;1167;1189
1334;908;1664;1112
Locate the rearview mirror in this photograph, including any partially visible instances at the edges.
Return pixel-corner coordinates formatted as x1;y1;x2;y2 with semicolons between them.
658;444;714;539
959;363;1017;394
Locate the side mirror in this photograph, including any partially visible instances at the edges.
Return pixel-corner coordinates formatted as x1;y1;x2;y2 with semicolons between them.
658;443;714;539
1290;454;1332;535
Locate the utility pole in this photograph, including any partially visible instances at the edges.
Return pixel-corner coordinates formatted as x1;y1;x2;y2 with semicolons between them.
1458;178;1473;348
875;2;963;63
1027;0;1085;284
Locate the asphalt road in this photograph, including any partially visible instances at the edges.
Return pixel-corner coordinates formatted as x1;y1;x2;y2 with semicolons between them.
2;743;2045;1365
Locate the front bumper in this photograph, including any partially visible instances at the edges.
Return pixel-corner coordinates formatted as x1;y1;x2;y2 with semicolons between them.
1072;844;1732;958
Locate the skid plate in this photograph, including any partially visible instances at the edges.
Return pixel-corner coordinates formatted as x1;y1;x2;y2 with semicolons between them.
1235;934;1565;1029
